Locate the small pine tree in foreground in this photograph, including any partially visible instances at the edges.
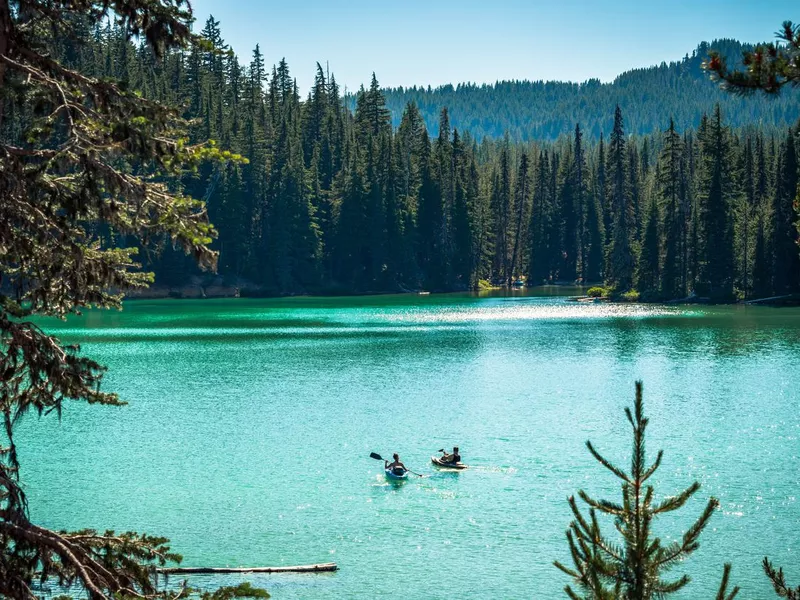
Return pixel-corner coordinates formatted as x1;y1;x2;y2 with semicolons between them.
554;381;739;600
764;557;800;599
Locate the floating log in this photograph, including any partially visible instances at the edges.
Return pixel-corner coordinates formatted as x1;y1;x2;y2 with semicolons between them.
743;293;799;305
158;562;337;575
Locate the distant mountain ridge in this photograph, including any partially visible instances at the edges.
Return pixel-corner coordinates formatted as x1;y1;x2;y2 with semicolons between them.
349;40;799;141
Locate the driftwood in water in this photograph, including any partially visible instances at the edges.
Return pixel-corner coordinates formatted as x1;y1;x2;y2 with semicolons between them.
157;562;338;575
743;293;799;305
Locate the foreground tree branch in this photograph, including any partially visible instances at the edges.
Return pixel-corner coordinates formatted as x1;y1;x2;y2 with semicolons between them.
704;21;800;95
0;1;255;598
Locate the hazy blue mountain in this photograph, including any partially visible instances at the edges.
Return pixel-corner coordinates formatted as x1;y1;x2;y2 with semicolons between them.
347;40;799;141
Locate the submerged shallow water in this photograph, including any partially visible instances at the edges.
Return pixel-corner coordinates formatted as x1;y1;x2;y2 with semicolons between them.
19;291;800;598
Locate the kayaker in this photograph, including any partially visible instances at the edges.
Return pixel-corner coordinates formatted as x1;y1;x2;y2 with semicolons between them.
385;453;407;475
441;446;461;464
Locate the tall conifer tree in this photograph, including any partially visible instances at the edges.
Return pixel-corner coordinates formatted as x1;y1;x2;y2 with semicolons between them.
606;106;635;293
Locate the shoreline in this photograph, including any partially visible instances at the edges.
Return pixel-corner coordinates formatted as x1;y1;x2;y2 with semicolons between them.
123;285;799;307
122;280;591;301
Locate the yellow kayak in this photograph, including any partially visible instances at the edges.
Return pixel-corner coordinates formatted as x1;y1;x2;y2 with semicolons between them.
431;456;468;470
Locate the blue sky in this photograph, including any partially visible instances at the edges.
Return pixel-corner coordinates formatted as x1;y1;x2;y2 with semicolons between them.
189;0;797;95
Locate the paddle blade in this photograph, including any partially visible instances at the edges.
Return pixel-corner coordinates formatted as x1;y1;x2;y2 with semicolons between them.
369;452;383;461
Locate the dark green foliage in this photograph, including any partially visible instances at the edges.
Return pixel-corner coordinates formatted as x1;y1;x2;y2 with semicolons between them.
658;120;686;300
509;151;532;284
554;382;739;600
586;286;606;298
4;17;798;300
696;106;735;300
735;137;755;298
583;193;605;284
763;557;800;599
637;197;660;300
706;22;800;96
560;125;587;282
606;106;636;293
491;139;514;283
200;582;271;599
771;129;800;294
0;1;264;598
528;150;554;284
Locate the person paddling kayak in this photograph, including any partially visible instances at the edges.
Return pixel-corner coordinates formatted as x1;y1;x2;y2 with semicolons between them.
385;453;408;476
440;446;461;464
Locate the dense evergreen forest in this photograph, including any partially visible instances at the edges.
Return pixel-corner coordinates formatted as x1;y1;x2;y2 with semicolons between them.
4;17;799;301
369;40;800;141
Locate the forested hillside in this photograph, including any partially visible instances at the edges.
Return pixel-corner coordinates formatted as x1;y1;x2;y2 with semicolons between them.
364;40;800;141
3;17;799;301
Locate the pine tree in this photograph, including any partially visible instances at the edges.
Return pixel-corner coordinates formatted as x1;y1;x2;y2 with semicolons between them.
335;148;369;288
509;151;531;283
555;382;738;600
684;131;699;293
395;101;426;285
451;129;476;287
697;106;735;300
659;120;686;299
752;136;772;298
763;558;800;599
584;142;607;283
738;136;756;298
598;133;610;241
473;150;495;285
528;150;553;284
417;130;447;289
561;124;588;282
435;107;454;285
303;63;329;166
583;189;605;284
637;196;660;299
606;106;636;293
357;72;391;138
629;143;643;242
382;130;405;288
549;149;562;280
771;128;800;294
492;139;514;282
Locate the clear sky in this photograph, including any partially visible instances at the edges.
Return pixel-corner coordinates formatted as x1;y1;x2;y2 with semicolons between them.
189;0;797;95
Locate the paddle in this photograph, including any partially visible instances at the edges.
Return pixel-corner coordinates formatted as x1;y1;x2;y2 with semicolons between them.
369;452;423;477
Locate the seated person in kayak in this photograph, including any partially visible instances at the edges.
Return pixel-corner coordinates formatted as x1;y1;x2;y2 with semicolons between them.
440;446;461;464
385;453;407;475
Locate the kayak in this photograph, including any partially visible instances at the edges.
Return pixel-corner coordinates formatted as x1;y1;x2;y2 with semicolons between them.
431;456;468;470
385;468;409;480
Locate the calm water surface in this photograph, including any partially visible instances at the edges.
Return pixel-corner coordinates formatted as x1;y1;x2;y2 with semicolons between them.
20;291;800;598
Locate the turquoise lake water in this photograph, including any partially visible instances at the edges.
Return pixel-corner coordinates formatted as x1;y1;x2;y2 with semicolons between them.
19;291;799;598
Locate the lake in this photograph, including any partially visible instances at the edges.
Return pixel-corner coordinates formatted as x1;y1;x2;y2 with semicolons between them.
19;291;799;598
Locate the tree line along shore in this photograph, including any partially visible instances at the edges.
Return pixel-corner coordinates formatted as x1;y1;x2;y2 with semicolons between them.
7;16;800;304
